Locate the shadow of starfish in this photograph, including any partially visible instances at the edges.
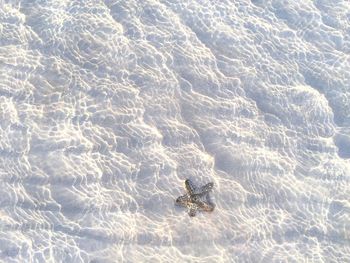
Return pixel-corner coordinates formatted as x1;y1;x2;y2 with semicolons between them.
175;179;215;217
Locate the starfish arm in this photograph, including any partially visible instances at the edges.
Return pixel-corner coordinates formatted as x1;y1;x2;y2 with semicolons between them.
188;208;197;217
196;201;215;212
187;202;199;217
175;195;190;207
198;182;214;193
185;179;196;194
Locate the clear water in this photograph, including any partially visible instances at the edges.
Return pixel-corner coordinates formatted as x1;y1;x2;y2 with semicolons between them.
0;0;349;262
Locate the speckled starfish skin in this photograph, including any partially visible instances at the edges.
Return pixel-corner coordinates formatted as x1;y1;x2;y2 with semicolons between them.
175;179;215;217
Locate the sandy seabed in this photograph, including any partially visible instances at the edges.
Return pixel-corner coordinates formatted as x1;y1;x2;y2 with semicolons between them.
0;0;349;262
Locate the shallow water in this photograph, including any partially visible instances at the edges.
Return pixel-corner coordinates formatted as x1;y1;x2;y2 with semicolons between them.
0;0;349;262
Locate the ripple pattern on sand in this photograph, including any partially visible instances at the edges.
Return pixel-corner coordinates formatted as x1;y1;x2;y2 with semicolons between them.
0;0;349;262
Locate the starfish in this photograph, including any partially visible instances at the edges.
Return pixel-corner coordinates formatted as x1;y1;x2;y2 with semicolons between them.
175;179;215;217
